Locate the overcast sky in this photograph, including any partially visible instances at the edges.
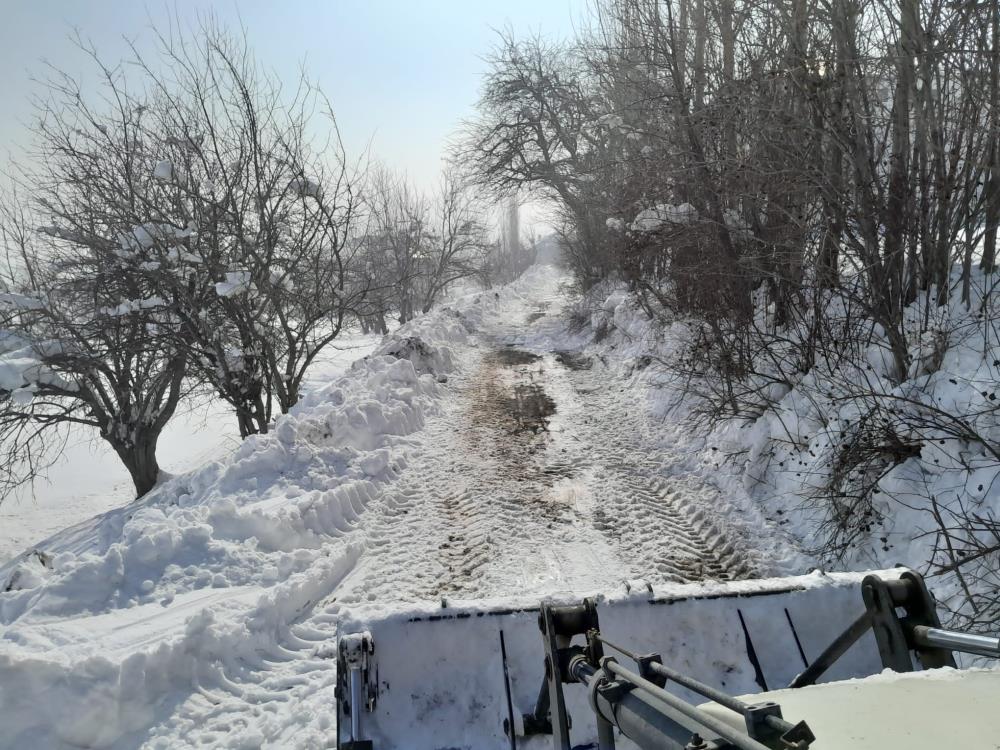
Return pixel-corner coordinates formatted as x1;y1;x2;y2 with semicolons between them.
0;1;583;201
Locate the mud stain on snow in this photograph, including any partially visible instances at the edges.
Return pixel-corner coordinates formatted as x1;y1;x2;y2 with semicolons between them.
492;347;542;367
554;351;593;371
431;348;567;594
484;348;556;433
505;384;556;433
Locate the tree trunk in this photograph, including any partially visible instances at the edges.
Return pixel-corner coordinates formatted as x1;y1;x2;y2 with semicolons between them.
982;5;1000;272
884;0;917;316
692;0;707;111
115;434;161;498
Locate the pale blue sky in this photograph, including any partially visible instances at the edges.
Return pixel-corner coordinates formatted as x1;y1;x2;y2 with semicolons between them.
0;1;584;194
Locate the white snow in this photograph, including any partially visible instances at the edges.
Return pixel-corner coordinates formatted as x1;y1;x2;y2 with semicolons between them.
214;271;251;297
10;387;34;406
0;343;75;393
119;223;196;254
152;160;174;182
0;265;990;749
630;201;698;232
0;330;385;566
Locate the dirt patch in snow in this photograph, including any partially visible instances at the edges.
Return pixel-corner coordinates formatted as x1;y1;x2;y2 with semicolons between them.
554;351;593;371
505;384;556;434
492;347;542;367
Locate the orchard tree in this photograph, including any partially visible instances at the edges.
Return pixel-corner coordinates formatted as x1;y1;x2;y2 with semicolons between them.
0;196;185;497
0;20;368;505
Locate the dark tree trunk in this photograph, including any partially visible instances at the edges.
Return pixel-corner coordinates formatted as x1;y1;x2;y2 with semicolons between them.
115;434;162;498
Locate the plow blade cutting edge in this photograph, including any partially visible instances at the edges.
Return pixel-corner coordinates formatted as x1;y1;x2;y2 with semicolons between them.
333;569;898;749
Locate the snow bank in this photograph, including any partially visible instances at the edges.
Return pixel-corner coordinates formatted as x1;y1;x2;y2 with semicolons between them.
0;551;358;748
573;266;1000;626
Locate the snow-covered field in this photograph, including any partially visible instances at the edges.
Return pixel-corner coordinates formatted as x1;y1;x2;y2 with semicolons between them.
0;266;796;748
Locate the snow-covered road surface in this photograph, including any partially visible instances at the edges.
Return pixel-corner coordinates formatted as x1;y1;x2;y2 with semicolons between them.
334;289;754;612
0;266;773;749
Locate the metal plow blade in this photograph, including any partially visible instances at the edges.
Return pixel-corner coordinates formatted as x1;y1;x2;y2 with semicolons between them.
333;571;890;749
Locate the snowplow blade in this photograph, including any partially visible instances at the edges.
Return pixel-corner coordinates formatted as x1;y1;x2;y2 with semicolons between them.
334;570;893;749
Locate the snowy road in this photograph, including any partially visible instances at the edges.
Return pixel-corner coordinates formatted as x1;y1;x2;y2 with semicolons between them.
130;270;760;748
0;267;767;749
334;287;754;610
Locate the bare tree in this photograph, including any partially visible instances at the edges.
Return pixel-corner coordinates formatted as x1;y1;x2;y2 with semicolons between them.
126;24;366;436
13;24;367;438
0;19;368;508
361;164;490;324
465;1;1000;623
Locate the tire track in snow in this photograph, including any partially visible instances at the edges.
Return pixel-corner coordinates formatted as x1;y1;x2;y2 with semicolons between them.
328;304;757;609
552;357;757;584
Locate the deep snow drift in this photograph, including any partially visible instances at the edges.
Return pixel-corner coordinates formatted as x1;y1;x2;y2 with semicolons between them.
0;305;466;747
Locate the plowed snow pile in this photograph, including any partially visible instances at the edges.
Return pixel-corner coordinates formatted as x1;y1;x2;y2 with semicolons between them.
0;266;783;749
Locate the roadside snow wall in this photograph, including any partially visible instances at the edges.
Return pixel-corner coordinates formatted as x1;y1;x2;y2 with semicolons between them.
578;267;1000;632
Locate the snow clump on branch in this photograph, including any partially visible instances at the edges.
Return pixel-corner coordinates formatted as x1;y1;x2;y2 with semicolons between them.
288;176;322;199
629;203;698;232
214;271;252;297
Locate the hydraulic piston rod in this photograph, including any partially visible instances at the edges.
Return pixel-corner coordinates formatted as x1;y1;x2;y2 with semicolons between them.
569;657;774;750
350;667;364;739
913;626;1000;659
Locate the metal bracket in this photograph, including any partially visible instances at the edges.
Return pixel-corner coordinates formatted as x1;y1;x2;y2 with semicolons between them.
529;598;604;749
635;653;667;688
791;569;957;688
744;701;783;741
862;570;956;672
